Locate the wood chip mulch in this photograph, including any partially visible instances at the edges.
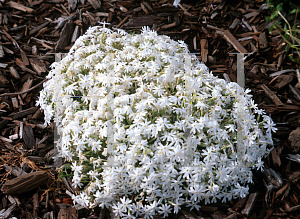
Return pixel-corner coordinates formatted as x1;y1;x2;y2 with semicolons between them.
0;0;300;218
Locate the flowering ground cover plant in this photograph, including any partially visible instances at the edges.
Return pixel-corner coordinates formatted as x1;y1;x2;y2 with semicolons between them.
37;24;277;218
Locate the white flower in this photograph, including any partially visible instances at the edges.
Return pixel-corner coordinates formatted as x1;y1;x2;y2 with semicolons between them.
233;183;249;198
37;24;275;219
158;203;171;218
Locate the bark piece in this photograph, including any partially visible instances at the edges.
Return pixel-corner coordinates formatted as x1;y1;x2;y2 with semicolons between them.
125;16;160;28
29;22;50;36
33;192;39;217
3;164;27;176
116;16;129;28
0;119;9;129
29;58;47;76
143;2;153;12
7;1;34;13
269;69;295;77
232;197;248;211
199;206;218;212
20;49;29;66
264;168;283;188
295;69;300;89
23;125;36;149
287;154;300;163
244;11;260;19
1;171;49;194
259;32;268;49
56;21;74;51
223;30;248;53
200;39;208;63
261;84;283;106
71;25;80;43
178;4;194;17
161;22;176;29
8;107;38;120
0;45;4;58
68;0;77;11
20;77;33;99
287;205;300;213
32;108;42;119
0;73;9;85
27;156;45;164
271;146;282;167
229;18;240;29
224;213;237;219
241;193;258;216
288;127;300;153
55;14;77;30
9;67;20;80
87;0;100;9
15;58;37;75
274;75;293;90
0;63;8;68
275;184;289;199
289;84;300;101
95;12;108;17
141;3;148;14
0;204;16;218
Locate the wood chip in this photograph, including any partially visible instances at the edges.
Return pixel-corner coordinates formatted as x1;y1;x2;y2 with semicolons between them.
274;75;293;90
289;84;300;101
56;21;74;51
161;22;176;29
261;84;283;106
87;0;101;9
200;39;208;63
0;45;4;58
1;171;49;195
232;197;248;211
223;30;248;53
29;21;49;36
20;77;33;99
244;11;260;19
241;193;258;216
4;164;27;177
229;18;241;30
8;107;38;120
259;32;268;49
7;1;34;13
23;125;36;149
269;69;296;77
9;66;20;80
141;3;148;14
115;16;129;29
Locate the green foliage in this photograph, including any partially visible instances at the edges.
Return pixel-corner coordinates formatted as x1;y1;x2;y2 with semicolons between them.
265;0;300;64
57;164;73;181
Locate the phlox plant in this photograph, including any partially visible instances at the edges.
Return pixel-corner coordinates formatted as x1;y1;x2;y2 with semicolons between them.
36;24;277;219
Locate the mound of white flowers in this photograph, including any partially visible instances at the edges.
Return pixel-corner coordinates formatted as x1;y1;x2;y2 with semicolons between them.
37;25;276;218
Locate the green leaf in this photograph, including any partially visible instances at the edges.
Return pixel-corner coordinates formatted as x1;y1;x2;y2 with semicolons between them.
285;44;291;51
269;25;274;34
284;23;287;32
266;16;271;23
276;3;283;12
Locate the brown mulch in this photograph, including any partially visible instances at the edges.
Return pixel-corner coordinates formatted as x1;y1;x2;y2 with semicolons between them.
0;0;300;218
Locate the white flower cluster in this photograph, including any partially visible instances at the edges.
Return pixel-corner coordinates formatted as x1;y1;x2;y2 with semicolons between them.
37;25;276;218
